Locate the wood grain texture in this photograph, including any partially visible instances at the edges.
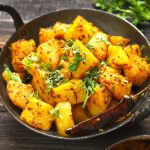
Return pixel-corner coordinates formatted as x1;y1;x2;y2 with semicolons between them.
0;0;150;149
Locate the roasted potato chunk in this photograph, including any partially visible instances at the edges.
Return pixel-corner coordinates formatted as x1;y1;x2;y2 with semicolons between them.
36;39;61;71
22;55;54;105
52;79;86;105
7;80;34;109
87;86;112;116
124;54;150;86
52;22;70;39
124;44;141;57
72;104;91;123
58;59;71;79
2;66;22;83
10;39;36;75
87;32;108;61
31;67;55;106
55;102;74;137
107;45;129;69
20;97;54;131
69;40;99;79
65;16;100;44
98;66;132;100
109;36;130;46
39;28;55;44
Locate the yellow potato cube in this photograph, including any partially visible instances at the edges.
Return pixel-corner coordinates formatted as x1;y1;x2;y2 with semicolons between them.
55;102;74;137
124;44;141;57
87;32;108;61
52;79;86;105
36;38;61;71
69;40;99;79
124;54;150;86
7;80;34;109
10;39;36;74
109;36;130;46
87;86;112;116
65;16;100;44
52;22;70;39
20;97;54;131
39;28;55;43
107;45;129;69
72;104;90;123
98;66;132;100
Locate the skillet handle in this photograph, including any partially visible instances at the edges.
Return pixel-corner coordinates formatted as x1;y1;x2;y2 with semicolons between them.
132;96;150;124
0;4;24;30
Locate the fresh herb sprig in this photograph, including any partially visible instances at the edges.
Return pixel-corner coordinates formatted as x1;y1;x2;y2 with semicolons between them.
93;0;150;26
51;106;62;119
68;46;86;72
82;66;101;108
3;64;22;83
45;69;64;92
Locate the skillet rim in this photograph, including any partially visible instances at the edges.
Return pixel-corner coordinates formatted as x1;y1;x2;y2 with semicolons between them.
0;8;149;140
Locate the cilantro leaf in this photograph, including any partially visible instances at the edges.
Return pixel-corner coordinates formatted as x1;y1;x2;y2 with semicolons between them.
69;46;86;72
45;70;64;92
3;64;22;83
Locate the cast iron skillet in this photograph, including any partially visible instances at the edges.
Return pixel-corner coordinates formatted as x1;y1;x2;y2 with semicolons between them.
0;5;150;140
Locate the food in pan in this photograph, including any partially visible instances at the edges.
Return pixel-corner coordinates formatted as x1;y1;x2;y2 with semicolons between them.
2;15;150;137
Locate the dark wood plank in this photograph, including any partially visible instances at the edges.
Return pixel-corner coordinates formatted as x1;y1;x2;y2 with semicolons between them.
0;111;149;150
0;0;150;149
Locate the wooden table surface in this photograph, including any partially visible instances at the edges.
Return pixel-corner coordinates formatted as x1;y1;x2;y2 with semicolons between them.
0;0;150;149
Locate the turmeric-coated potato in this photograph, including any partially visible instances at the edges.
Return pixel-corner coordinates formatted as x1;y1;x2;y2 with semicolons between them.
109;36;130;46
58;59;71;79
2;66;22;83
87;86;112;116
124;54;150;86
39;28;55;44
87;32;108;61
107;45;129;69
10;39;36;75
124;44;141;57
7;80;34;109
69;40;99;79
72;104;91;123
36;39;61;71
52;22;70;39
98;66;132;100
52;79;86;105
55;102;74;137
20;97;54;131
65;16;100;44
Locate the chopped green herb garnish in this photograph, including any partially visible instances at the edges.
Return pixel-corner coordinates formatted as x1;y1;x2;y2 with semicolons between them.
51;106;62;119
86;66;100;80
63;39;74;50
140;92;145;98
86;44;95;50
141;44;146;50
93;0;150;27
100;61;107;66
41;62;51;71
69;46;86;72
56;65;64;70
99;128;104;132
3;64;22;83
82;67;101;108
45;70;64;92
96;37;111;45
146;56;150;64
61;54;68;61
33;91;39;99
23;53;40;70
